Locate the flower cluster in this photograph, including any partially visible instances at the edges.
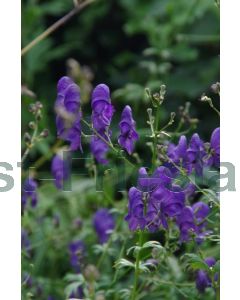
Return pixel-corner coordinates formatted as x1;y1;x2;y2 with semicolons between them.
93;208;115;244
125;128;219;242
167;128;220;176
125;166;187;235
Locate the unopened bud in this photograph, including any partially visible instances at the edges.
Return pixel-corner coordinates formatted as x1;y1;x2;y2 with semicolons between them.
28;121;36;129
83;264;100;282
40;129;49;138
28;103;36;113
35;101;43;110
211;82;220;94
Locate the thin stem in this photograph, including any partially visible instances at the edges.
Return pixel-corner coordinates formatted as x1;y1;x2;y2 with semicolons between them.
82;118;136;168
130;231;144;300
96;217;122;269
21;123;39;164
21;0;96;56
151;105;160;170
111;240;127;286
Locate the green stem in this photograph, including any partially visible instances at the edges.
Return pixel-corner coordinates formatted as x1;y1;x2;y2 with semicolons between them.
82;118;136;168
21;123;39;164
130;231;144;300
21;0;96;56
151;105;160;170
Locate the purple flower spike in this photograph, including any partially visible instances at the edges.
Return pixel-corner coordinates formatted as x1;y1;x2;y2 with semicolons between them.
22;177;38;210
93;208;115;244
68;240;85;272
51;153;70;189
118;105;139;154
125;187;146;231
55;76;82;151
196;257;217;293
91;84;115;132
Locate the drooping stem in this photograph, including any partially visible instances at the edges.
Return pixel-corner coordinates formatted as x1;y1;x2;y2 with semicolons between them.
130;231;144;300
21;0;96;56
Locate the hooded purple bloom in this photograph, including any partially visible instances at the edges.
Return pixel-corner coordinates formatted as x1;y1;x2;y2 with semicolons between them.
196;257;217;293
90;84;115;164
68;240;85;273
192;201;211;243
126;167;185;232
167;135;190;174
22;177;38;210
51;153;70;189
55;76;82;151
93;208;115;244
177;206;196;242
125;187;147;231
204;127;220;168
90;134;109;164
118;105;139;154
177;202;210;242
187;133;206;176
91;84;115;131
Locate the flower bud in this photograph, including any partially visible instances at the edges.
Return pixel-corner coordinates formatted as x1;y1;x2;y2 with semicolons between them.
211;82;220;94
40;129;49;138
83;264;100;282
35;101;43;110
28;121;36;129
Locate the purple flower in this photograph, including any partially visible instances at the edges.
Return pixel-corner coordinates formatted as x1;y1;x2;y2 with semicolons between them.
204;127;220;168
22;177;38;210
196;257;216;293
90;134;109;164
51;153;70;189
91;84;115;131
167;135;189;173
68;240;85;272
126;167;185;232
55;76;82;151
177;206;196;242
93;209;115;244
187;133;206;176
125;187;147;231
118;105;139;154
192;201;211;243
90;84;115;164
177;202;210;242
